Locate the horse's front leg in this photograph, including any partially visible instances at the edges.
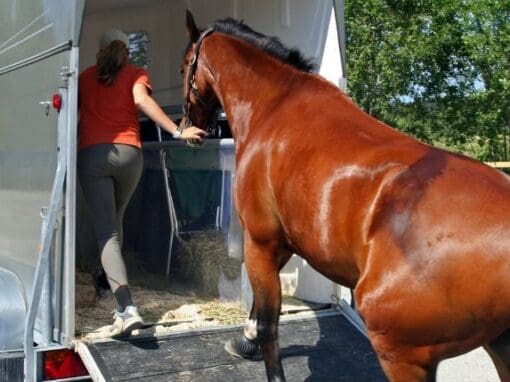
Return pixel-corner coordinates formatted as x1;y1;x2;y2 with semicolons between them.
224;300;259;358
225;250;291;360
246;233;287;382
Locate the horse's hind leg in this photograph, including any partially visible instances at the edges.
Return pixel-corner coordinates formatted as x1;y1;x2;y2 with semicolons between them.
485;329;510;382
225;250;291;359
377;358;437;382
369;334;437;382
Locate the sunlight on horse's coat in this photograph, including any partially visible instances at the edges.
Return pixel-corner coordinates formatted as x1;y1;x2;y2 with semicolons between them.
182;12;510;382
318;163;403;250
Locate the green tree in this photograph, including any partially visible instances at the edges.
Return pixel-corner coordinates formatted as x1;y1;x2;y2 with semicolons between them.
345;0;509;160
128;32;149;69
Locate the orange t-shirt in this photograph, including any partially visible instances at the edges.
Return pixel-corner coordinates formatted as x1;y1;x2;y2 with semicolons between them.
78;64;152;150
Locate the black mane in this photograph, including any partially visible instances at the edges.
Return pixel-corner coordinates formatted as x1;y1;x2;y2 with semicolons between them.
213;18;315;72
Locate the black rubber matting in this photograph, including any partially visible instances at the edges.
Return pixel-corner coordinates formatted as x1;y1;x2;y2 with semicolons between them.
84;311;387;381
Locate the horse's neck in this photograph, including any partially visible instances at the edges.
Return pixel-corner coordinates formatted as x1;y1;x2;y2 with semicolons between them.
204;36;297;144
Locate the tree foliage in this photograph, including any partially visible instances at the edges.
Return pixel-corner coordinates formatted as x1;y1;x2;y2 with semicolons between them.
345;0;509;160
128;32;149;69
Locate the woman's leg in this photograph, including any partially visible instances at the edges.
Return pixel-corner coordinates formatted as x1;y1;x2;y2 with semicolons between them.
78;144;143;336
77;144;141;307
112;144;143;250
108;144;143;310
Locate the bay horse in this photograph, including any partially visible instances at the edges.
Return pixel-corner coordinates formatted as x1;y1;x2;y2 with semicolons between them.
181;11;510;382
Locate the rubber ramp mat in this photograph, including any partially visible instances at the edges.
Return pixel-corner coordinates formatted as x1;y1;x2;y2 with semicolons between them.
81;311;386;381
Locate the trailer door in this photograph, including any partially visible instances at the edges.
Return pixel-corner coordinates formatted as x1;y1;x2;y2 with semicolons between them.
0;0;84;369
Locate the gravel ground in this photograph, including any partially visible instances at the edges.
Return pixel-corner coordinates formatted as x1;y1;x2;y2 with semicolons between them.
438;347;498;382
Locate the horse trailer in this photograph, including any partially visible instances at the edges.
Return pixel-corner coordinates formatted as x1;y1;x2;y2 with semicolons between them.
0;1;377;381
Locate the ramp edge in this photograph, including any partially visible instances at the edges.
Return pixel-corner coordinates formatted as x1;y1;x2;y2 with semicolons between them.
74;341;105;382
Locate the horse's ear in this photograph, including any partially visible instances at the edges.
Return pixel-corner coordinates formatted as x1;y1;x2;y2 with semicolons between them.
186;10;200;43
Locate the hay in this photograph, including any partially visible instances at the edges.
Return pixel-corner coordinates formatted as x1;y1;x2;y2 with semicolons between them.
75;269;327;341
175;231;242;297
75;271;247;340
75;229;328;341
197;300;247;326
75;230;246;340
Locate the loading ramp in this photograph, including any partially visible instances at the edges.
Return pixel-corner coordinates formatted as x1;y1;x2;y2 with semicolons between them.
76;310;387;381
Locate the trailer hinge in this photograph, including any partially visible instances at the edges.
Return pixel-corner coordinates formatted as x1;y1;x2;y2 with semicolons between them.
40;206;62;230
60;66;75;83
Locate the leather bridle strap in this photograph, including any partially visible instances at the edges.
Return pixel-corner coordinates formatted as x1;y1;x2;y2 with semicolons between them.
184;28;215;123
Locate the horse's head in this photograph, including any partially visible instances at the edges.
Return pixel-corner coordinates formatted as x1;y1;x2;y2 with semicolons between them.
181;11;220;139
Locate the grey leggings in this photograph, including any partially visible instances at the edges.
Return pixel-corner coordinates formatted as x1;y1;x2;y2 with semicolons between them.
78;143;143;291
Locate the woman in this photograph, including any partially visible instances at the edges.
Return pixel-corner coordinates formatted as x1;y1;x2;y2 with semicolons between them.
78;29;206;337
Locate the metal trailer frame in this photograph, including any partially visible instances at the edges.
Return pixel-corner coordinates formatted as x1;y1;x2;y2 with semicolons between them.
1;2;84;380
23;46;80;382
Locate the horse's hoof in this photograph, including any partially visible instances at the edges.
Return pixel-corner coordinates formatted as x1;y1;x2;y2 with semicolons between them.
224;336;259;359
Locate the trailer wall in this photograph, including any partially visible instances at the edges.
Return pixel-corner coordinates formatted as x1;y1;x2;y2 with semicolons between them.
81;0;339;105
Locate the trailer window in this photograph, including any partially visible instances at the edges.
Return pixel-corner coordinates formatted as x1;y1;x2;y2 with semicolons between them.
128;32;149;69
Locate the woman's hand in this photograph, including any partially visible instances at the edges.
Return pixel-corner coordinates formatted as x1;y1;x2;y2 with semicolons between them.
179;126;207;142
133;83;207;143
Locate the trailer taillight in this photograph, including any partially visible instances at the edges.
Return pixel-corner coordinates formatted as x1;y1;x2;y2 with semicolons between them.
43;349;88;379
52;92;62;112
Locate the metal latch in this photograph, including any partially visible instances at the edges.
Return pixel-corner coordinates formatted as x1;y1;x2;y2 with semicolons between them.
40;207;60;229
40;207;48;219
39;101;51;116
60;66;75;81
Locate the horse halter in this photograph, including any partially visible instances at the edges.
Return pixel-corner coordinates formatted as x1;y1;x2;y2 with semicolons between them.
182;28;215;138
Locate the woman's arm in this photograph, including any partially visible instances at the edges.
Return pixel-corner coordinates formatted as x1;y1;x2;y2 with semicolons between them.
132;83;206;141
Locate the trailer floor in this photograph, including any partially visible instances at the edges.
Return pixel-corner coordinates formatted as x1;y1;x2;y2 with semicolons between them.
78;310;387;381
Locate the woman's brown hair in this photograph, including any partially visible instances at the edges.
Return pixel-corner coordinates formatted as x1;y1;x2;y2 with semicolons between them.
96;40;129;86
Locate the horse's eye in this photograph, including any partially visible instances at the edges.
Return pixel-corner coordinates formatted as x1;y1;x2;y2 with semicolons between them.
180;68;184;75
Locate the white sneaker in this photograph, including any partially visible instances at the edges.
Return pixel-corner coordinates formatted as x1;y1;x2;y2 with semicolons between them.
109;305;144;338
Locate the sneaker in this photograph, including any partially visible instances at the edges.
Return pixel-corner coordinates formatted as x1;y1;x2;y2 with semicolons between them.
109;305;144;338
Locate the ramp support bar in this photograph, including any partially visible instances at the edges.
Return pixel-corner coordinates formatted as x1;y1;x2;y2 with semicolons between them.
74;341;106;382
